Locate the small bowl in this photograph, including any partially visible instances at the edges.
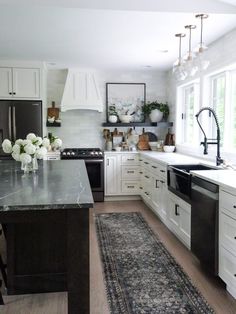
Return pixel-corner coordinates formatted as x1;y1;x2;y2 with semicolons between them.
115;146;122;152
149;142;158;151
47;117;55;123
119;115;132;123
163;145;175;153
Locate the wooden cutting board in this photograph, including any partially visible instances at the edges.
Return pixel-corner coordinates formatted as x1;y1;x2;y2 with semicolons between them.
137;134;150;150
47;101;60;119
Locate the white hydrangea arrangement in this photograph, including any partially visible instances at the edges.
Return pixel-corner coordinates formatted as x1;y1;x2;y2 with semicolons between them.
2;133;62;165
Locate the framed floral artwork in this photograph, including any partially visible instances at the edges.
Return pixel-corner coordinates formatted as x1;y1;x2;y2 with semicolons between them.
106;83;146;123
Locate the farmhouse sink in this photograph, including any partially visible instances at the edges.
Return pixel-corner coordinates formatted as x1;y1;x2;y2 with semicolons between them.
167;164;220;203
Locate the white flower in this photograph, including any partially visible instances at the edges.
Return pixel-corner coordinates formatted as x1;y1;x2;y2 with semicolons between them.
53;138;62;148
12;152;21;161
42;138;50;148
26;133;37;142
35;147;47;159
15;139;23;145
24;143;36;155
35;136;43;146
20;153;32;164
2;139;13;153
12;144;21;154
22;139;32;146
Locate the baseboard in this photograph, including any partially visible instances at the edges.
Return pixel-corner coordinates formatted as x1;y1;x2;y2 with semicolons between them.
104;195;141;201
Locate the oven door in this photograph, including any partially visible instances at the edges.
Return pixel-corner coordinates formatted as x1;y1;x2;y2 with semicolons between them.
84;159;104;192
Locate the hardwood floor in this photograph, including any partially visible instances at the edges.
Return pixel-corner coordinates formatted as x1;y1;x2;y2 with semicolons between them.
1;200;236;313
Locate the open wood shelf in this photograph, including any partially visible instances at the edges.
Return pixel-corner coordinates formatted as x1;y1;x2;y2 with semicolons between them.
46;121;61;127
102;121;173;127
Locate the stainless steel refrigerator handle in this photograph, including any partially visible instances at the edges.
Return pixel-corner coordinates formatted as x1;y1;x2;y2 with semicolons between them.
8;106;12;140
12;106;16;141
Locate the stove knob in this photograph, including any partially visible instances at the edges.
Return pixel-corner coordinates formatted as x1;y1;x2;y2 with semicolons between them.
62;152;66;155
99;152;103;155
95;152;98;155
71;152;75;156
91;152;94;155
67;152;71;156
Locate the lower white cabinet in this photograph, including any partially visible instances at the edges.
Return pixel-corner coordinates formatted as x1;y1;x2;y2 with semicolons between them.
105;154;120;195
105;152;140;196
168;192;191;248
219;188;236;299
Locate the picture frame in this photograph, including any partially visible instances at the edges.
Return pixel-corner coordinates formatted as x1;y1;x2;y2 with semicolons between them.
106;83;146;123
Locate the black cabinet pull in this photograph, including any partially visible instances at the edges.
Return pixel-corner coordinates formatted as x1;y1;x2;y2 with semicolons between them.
234;236;236;239
233;205;236;208
160;170;165;173
152;166;157;169
145;175;149;179
144;162;149;164
127;158;134;161
13;92;16;95
127;185;135;188
175;204;180;216
127;171;134;174
139;171;143;174
9;92;12;95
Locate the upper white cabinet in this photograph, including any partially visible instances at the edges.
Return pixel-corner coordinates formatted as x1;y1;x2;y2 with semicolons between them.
0;67;12;97
0;67;40;99
61;70;103;112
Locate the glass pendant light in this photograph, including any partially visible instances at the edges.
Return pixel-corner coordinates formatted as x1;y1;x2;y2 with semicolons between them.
184;25;198;77
195;14;210;71
172;33;187;81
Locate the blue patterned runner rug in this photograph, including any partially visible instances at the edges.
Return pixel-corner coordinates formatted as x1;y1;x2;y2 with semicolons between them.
96;212;214;314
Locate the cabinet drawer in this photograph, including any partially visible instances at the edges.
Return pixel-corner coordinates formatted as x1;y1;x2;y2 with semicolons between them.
121;166;140;179
121;181;140;194
219;246;236;287
219;211;236;255
121;154;139;165
141;158;151;171
158;164;167;178
220;190;236;216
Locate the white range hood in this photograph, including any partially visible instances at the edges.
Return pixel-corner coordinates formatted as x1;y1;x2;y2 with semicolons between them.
61;69;103;112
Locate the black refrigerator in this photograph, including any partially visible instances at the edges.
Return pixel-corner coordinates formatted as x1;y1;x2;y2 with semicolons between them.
0;100;42;158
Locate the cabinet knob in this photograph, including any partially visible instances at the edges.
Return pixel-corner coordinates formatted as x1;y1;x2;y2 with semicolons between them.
9;92;12;95
13;92;16;95
233;205;236;208
234;236;236;239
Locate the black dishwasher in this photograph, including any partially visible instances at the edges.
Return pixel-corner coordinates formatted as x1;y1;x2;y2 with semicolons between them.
191;176;219;275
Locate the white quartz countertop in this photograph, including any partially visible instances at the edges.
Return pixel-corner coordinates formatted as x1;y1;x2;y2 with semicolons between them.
190;169;236;191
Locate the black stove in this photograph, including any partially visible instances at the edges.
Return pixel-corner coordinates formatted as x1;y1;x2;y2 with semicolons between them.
61;148;103;160
60;148;104;202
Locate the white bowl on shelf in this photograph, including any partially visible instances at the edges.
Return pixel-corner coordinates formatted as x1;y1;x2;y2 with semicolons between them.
149;142;158;151
163;145;175;153
119;115;132;123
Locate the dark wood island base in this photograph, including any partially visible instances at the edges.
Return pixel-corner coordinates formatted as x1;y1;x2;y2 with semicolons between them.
0;160;93;314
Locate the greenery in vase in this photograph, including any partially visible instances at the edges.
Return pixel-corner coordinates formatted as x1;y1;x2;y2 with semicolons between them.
142;101;169;120
108;105;118;116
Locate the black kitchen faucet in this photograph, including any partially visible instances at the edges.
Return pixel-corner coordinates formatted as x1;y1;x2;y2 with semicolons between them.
195;106;224;166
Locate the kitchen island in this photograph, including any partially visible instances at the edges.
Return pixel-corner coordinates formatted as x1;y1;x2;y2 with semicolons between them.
0;160;93;314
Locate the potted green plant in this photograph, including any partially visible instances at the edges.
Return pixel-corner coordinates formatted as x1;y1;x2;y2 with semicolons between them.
142;101;169;122
108;105;118;123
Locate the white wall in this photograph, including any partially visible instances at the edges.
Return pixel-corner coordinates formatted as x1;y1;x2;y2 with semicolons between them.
46;69;169;148
166;26;236;164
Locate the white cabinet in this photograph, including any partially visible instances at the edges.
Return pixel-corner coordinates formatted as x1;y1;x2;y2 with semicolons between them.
168;192;191;248
61;70;102;112
105;153;140;197
105;154;120;195
219;188;236;299
0;67;12;97
0;67;40;99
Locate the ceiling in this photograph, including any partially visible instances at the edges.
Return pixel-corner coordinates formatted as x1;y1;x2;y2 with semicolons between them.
0;1;235;71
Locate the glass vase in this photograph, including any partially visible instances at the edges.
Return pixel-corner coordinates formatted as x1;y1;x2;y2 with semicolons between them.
21;156;38;174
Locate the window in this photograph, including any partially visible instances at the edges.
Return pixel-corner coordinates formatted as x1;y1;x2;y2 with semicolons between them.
178;82;199;145
230;71;236;149
209;73;226;146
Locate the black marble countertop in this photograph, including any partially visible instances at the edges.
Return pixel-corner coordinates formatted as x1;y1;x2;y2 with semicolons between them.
0;160;94;211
